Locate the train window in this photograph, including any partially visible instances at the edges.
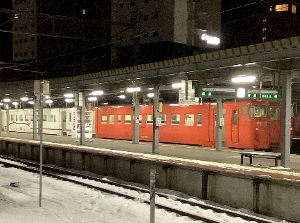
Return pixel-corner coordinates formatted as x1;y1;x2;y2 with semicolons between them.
101;115;107;124
197;114;202;125
19;115;23;121
160;114;166;124
118;114;121;124
109;115;115;124
125;114;131;124
233;110;238;125
48;115;54;122
31;115;33;121
171;114;180;125
242;106;247;117
249;106;267;117
139;115;142;124
25;115;29;121
10;115;14;122
43;115;47;121
54;115;56;122
15;115;18;122
184;114;194;126
270;108;279;120
146;114;153;124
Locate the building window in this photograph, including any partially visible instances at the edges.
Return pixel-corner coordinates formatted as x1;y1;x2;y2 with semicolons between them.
262;27;266;32
82;9;86;15
184;114;194;126
263;18;266;23
292;4;296;14
275;4;289;12
262;36;266;42
171;114;180;125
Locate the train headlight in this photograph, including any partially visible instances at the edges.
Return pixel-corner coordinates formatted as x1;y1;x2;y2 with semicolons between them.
255;127;259;131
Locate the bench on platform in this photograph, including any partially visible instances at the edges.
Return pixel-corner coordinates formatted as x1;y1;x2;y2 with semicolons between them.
240;151;281;166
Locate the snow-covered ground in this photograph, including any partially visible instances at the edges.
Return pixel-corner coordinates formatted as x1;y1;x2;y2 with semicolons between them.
0;163;289;223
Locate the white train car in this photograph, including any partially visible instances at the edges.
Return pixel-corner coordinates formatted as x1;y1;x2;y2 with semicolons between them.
1;108;79;136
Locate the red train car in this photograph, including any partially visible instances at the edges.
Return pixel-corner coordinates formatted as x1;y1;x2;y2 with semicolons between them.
95;100;281;150
223;100;280;150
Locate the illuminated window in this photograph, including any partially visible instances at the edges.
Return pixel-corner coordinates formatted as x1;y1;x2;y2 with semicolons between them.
118;114;121;123
197;114;202;125
233;110;238;125
160;114;166;124
292;4;296;14
184;114;194;126
10;115;14;122
125;114;131;124
19;115;23;121
82;9;86;15
171;114;180;125
109;115;114;124
263;18;266;23
249;106;267;118
101;115;107;124
262;27;266;32
48;115;54;122
25;115;29;121
43;115;47;121
270;108;279;120
275;4;289;12
262;36;266;42
146;114;153;124
139;115;142;123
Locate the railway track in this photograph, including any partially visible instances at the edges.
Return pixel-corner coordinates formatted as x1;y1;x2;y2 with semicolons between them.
0;155;285;223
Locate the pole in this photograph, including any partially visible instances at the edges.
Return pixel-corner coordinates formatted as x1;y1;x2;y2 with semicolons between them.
39;81;44;207
150;168;157;223
152;85;159;153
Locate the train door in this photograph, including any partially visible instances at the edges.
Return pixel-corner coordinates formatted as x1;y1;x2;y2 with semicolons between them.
231;109;239;143
269;106;280;147
61;110;67;135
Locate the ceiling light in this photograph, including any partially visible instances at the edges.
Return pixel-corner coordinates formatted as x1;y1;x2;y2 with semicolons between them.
118;95;126;99
21;97;28;101
91;90;103;96
28;101;34;104
64;93;74;98
231;75;256;83
127;87;141;92
65;98;74;103
46;99;53;104
3;98;10;103
12;102;18;106
147;93;154;98
88;97;97;101
172;83;182;89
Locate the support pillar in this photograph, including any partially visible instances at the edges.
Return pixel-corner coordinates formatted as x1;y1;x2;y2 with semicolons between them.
132;91;139;144
79;92;86;145
216;98;223;151
152;85;160;154
281;71;292;168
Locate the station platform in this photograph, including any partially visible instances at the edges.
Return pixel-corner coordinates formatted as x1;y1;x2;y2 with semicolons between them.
1;132;300;173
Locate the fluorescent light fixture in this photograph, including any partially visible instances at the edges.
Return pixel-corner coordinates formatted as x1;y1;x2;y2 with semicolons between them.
12;102;18;106
201;34;220;45
148;87;154;90
91;90;103;96
0;103;3;106
231;75;256;83
88;97;97;101
20;97;28;101
118;95;126;99
147;93;154;98
46;99;53;104
3;98;10;103
237;88;246;98
64;93;74;98
65;98;74;103
245;62;255;66
172;83;182;89
233;64;242;67
127;87;141;92
28;101;34;104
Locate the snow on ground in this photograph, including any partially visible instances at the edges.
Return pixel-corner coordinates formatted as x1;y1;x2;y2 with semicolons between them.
0;163;289;223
